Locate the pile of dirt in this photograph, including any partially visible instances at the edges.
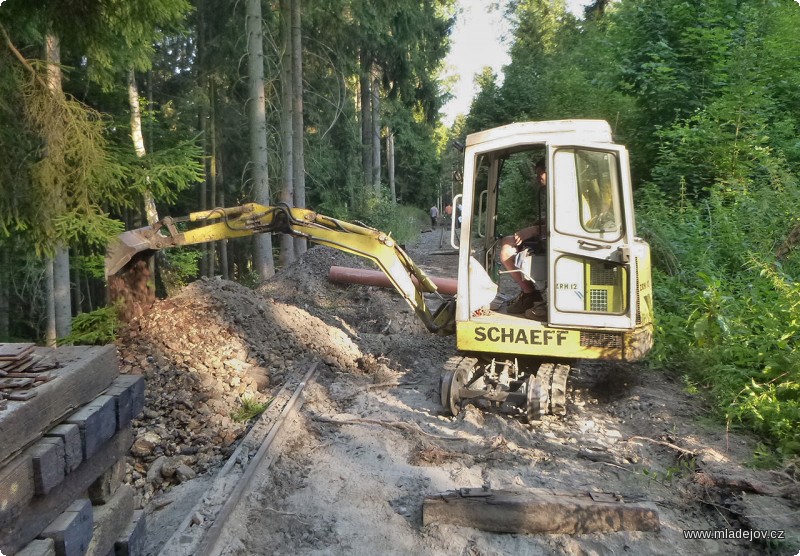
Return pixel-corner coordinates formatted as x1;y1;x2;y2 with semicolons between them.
116;245;418;505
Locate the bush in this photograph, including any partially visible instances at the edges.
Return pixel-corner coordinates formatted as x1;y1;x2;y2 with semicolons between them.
638;171;800;461
354;194;426;246
58;304;120;345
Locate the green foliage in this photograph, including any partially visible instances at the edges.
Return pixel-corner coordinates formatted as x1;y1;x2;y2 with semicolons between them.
5;73;128;251
354;194;426;246
73;254;107;280
638;178;800;458
111;141;204;210
160;249;202;289
58;305;120;346
231;395;270;423
494;153;544;237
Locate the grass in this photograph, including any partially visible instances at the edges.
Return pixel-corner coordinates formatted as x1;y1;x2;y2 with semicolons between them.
231;395;271;422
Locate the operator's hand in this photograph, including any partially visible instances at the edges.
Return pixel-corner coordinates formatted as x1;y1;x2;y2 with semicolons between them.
514;225;541;246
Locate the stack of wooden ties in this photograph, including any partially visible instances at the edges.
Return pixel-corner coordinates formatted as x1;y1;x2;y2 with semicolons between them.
0;342;60;409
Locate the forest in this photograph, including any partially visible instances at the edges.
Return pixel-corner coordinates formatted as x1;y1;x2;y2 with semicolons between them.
1;0;799;463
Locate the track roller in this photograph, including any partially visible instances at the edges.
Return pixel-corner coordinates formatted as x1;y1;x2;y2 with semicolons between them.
440;363;469;417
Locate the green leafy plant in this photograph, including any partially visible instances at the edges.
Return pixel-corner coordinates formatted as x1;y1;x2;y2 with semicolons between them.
58;304;120;345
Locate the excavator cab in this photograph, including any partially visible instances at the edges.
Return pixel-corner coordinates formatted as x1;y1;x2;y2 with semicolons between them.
441;121;654;419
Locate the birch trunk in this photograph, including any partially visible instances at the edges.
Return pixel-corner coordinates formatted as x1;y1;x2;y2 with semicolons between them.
127;69;158;225
247;0;275;280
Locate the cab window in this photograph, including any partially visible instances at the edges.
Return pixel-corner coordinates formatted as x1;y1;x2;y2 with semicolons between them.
553;149;623;240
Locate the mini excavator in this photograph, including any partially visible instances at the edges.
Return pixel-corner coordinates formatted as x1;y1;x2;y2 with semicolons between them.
106;120;654;421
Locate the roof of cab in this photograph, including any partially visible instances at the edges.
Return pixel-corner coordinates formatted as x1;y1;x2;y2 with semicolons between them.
465;120;613;151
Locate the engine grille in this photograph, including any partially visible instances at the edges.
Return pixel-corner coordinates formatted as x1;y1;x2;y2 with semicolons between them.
580;331;622;349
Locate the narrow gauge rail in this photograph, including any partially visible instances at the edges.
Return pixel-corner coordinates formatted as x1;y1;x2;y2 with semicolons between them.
156;363;319;556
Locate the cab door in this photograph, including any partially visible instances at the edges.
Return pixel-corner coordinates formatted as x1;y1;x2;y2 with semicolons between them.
547;145;638;329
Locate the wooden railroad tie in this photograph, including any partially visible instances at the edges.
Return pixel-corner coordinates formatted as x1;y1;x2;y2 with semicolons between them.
423;487;660;535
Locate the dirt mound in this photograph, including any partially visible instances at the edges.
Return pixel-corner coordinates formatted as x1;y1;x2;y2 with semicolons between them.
117;248;401;504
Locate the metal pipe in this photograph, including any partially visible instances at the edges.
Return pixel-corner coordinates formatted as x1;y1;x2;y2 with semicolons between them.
329;266;457;295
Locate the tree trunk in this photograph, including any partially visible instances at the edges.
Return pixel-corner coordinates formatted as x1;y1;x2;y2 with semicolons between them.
127;68;159;303
45;258;56;347
217;142;229;280
291;0;307;256
209;82;218;277
359;52;372;196
127;69;158;225
387;131;396;203
247;0;275;281
54;246;71;338
71;257;81;314
198;3;209;277
371;73;381;192
46;33;71;339
0;249;9;340
279;0;295;268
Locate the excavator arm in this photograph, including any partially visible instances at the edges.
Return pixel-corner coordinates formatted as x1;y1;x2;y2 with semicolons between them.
106;203;455;334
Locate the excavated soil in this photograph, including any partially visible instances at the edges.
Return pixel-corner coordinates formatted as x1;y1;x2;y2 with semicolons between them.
117;226;800;556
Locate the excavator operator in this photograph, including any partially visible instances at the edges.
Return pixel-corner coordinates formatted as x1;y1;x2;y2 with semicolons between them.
499;158;547;319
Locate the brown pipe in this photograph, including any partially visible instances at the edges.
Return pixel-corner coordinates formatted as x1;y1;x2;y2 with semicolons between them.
329;266;458;295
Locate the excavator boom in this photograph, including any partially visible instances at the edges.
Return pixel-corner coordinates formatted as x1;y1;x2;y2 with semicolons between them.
106;203;455;334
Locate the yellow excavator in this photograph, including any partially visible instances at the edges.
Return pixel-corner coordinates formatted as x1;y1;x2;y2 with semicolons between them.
106;120;654;421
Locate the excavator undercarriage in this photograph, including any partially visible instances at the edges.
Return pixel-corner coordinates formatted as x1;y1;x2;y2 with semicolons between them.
441;356;571;422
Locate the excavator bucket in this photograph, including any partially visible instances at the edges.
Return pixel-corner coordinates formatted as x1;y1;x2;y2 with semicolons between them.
105;228;159;278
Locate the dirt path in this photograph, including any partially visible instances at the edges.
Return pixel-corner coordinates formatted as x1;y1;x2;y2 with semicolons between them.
131;226;799;555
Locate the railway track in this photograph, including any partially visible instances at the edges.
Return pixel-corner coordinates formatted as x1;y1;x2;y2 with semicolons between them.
155;362;319;556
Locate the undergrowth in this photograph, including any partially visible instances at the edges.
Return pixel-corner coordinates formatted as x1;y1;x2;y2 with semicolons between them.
638;175;800;462
58;303;121;345
352;194;427;246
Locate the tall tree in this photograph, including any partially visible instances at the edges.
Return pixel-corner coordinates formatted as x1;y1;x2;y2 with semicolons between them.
45;32;72;341
291;0;307;255
279;0;296;267
247;0;275;280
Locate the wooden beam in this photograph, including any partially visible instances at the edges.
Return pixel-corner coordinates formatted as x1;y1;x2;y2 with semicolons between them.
423;488;660;535
0;345;119;463
0;428;132;554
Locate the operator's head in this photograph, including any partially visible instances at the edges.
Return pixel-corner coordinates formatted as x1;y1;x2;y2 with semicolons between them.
535;158;546;187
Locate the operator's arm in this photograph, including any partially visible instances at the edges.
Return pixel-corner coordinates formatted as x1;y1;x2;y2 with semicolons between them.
512;222;545;247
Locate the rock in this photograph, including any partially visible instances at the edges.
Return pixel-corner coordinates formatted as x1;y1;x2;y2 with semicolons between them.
131;438;156;457
147;456;167;486
160;457;182;479
175;464;196;483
